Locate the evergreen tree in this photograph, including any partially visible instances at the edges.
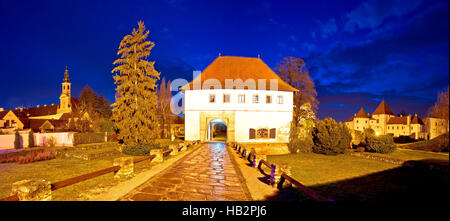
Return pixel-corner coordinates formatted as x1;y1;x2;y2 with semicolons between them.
14;131;21;149
28;130;35;148
112;21;160;145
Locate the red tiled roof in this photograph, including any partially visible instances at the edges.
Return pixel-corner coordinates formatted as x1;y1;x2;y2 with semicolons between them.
372;100;395;115
0;110;9;119
387;116;408;125
355;108;370;118
13;105;58;117
346;116;354;122
181;56;298;92
411;115;424;125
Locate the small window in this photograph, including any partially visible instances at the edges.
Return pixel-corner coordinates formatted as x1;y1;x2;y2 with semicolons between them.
252;95;259;104
209;94;216;103
238;94;245;103
357;120;359;123
223;94;230;103
266;95;272;104
277;95;283;104
256;128;269;138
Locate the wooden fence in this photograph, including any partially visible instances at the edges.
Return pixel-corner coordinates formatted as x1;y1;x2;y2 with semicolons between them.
230;142;333;201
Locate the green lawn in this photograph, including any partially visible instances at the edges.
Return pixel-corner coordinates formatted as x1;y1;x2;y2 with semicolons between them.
0;139;183;201
366;148;449;162
266;152;448;201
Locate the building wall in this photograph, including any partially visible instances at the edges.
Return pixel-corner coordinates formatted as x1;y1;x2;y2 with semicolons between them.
184;89;293;142
0;132;74;149
425;118;449;139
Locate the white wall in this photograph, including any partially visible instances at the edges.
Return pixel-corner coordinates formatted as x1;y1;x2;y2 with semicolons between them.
0;132;74;149
184;89;293;142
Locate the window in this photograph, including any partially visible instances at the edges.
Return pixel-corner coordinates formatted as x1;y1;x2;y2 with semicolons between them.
356;120;359;123
266;95;272;104
277;95;283;104
238;94;245;103
252;94;259;103
377;119;379;123
209;94;216;103
256;128;269;138
365;120;367;123
223;94;230;103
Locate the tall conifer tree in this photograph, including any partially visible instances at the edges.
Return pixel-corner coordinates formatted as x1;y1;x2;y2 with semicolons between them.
112;21;160;145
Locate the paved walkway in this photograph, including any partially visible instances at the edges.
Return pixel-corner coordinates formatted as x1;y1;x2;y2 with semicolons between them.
118;142;252;201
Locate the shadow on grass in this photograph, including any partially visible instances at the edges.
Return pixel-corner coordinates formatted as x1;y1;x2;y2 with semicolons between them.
263;159;449;201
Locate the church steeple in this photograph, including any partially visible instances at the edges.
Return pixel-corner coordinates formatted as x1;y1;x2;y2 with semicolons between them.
58;66;72;114
63;66;70;83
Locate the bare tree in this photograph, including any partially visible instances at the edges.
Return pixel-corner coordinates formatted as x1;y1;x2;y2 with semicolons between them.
276;57;318;125
428;86;449;131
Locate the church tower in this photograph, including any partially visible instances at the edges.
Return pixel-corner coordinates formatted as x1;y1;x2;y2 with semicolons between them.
57;66;72;114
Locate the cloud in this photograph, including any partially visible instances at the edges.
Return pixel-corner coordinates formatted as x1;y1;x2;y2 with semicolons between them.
318;18;338;38
289;34;297;42
307;2;449;120
344;0;423;32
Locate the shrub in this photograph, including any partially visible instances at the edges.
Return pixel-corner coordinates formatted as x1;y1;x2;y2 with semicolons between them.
0;149;57;164
122;143;164;156
47;136;57;147
312;118;352;155
288;124;314;153
363;128;375;138
14;131;21;149
365;135;396;153
28;130;35;148
73;132;105;145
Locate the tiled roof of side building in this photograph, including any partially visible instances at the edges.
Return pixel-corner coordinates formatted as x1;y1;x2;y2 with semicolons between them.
372;100;395;115
13;105;59;117
387;116;408;125
355;107;370;118
0;110;10;119
181;56;298;92
411;115;424;125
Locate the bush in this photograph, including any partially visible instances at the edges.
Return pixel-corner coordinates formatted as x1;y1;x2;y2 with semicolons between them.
288;124;314;153
122;143;164;156
14;131;21;149
73;132;105;145
28;130;35;148
365;135;396;153
0;149;57;164
47;136;57;147
312;118;352;155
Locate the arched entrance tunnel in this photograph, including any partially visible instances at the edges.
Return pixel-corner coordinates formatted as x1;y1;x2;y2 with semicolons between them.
207;119;227;141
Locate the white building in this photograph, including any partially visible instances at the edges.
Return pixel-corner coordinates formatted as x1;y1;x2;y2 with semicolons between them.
181;56;297;143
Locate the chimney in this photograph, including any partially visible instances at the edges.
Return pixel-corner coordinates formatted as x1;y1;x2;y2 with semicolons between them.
407;115;411;125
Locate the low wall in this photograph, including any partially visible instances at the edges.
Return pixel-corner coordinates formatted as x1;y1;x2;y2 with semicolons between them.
239;143;289;155
0;132;74;149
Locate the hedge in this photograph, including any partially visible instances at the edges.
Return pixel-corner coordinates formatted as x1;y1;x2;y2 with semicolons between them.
122;143;166;156
73;133;105;145
365;135;396;154
312;117;352;155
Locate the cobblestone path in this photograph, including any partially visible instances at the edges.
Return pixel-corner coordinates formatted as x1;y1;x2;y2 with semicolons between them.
118;142;252;201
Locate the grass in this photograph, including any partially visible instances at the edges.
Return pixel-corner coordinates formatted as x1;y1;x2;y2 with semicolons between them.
0;139;183;201
365;148;449;162
266;152;448;201
268;153;398;187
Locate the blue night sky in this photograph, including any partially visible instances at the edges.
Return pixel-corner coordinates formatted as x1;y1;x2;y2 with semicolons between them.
0;0;448;122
